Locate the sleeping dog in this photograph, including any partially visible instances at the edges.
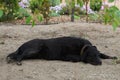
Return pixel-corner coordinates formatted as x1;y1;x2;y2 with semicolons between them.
6;37;117;65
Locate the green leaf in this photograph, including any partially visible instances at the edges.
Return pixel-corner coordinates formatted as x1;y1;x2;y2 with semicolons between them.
60;0;62;3
108;6;119;13
32;20;35;27
26;16;32;24
71;0;75;8
0;10;3;18
108;0;114;3
89;13;99;21
49;11;60;17
77;0;84;7
37;15;43;22
65;0;69;4
103;13;110;24
74;15;80;20
115;10;120;19
19;8;26;14
112;21;118;31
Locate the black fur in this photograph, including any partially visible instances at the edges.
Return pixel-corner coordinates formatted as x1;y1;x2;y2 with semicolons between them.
6;37;117;65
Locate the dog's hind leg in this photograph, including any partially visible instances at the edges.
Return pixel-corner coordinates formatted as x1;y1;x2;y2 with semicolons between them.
6;51;19;63
6;54;13;63
15;49;40;65
100;53;117;59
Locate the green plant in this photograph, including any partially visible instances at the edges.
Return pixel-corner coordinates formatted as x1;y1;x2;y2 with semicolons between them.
40;0;51;24
49;11;60;17
64;0;75;22
103;6;120;30
74;7;85;16
108;0;114;2
88;12;100;21
59;5;84;16
15;8;30;19
29;0;51;24
0;10;3;18
59;5;71;15
90;0;102;11
49;0;60;7
0;0;19;21
77;0;84;7
29;0;42;13
53;0;84;22
74;15;80;20
26;14;43;27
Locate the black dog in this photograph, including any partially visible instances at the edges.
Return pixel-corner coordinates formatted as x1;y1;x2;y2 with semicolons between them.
6;37;117;65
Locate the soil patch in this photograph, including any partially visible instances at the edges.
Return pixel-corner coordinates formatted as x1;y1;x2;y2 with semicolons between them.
0;22;120;80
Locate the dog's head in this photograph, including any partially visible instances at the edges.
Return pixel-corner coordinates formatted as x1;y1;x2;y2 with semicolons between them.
81;45;102;65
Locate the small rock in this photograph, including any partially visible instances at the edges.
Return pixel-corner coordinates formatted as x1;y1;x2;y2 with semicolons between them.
105;45;108;48
19;69;23;72
0;42;5;44
116;60;120;64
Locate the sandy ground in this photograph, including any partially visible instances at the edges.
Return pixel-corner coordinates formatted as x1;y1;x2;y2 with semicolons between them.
0;22;120;80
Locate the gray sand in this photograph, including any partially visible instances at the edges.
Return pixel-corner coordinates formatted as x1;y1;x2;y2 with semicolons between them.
0;22;120;80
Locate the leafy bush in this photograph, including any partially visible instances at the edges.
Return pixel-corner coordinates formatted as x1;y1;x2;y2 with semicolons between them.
50;5;62;13
88;12;100;21
90;0;102;11
74;6;86;15
40;0;51;24
29;0;41;13
103;6;119;23
19;0;29;8
0;0;19;21
0;10;3;18
58;5;83;16
59;5;71;15
74;15;80;20
89;5;120;30
29;0;51;24
49;0;60;7
102;6;120;30
15;8;30;19
49;11;60;17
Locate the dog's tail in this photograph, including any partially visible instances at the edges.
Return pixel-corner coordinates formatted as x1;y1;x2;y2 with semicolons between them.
6;50;19;63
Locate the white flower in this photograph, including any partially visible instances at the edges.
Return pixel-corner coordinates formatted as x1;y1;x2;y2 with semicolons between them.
19;0;29;8
81;5;95;14
60;3;66;8
50;5;62;13
101;5;104;10
75;4;80;8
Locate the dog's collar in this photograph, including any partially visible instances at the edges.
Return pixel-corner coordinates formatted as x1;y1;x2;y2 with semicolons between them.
80;45;91;55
